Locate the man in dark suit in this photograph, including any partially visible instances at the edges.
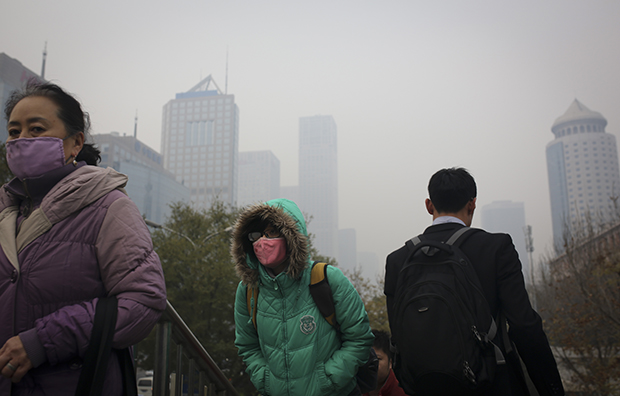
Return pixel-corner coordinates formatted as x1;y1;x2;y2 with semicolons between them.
385;167;564;396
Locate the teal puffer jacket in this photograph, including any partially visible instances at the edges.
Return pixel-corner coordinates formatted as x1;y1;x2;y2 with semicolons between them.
232;199;373;396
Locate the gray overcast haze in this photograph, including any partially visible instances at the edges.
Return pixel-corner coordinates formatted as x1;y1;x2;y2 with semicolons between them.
2;0;620;277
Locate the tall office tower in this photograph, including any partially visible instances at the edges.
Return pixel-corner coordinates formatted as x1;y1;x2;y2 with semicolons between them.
480;201;532;284
546;99;620;249
0;53;42;142
299;115;338;258
237;150;280;207
95;132;190;224
337;228;357;273
161;75;239;208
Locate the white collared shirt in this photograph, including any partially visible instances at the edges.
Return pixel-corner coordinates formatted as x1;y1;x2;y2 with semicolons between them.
432;216;466;227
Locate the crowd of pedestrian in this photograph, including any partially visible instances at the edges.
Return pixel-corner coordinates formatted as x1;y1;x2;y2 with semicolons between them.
0;82;563;396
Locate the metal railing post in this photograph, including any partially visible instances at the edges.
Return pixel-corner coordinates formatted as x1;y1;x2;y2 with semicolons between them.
175;344;183;396
153;321;172;396
188;359;196;396
151;300;239;396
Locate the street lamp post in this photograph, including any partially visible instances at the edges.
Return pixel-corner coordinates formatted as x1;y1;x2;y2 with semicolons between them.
145;219;232;248
200;227;233;245
145;219;197;248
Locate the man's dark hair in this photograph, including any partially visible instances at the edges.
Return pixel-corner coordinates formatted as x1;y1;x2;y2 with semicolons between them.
372;329;393;362
428;167;477;213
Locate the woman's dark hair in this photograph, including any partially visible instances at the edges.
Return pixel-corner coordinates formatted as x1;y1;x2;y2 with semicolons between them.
4;80;101;165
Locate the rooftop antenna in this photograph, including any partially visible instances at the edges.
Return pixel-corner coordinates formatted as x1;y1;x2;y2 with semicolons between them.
41;41;47;79
133;110;138;139
225;46;229;95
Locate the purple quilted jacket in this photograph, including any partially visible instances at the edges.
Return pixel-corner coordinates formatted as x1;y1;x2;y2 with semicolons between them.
0;163;167;395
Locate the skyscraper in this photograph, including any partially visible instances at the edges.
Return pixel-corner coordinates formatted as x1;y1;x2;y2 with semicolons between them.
237;150;280;207
94;132;190;225
298;115;338;258
546;99;620;248
160;75;239;208
337;228;357;273
480;201;532;284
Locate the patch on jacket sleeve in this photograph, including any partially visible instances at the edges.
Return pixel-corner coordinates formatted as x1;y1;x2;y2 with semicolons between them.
299;315;317;335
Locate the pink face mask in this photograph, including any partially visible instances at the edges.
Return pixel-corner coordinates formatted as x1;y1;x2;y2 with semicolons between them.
5;137;67;180
253;237;287;268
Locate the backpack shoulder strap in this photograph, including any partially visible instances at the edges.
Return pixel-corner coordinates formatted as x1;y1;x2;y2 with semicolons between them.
246;285;259;330
446;226;485;249
309;262;340;331
405;234;424;251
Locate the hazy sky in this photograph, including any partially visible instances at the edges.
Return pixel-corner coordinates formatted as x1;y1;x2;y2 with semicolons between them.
2;0;619;277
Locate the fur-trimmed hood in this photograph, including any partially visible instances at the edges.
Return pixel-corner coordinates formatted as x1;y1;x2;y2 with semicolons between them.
231;198;310;287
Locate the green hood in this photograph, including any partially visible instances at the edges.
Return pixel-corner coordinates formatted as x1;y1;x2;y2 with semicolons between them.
231;199;310;287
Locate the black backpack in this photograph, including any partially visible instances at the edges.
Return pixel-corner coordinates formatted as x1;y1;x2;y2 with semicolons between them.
390;227;505;395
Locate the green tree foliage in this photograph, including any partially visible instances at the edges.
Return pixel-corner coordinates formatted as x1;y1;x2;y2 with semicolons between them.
344;267;390;332
304;212;338;267
538;220;620;395
137;201;256;394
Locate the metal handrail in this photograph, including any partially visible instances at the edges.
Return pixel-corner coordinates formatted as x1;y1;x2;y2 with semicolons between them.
153;299;240;396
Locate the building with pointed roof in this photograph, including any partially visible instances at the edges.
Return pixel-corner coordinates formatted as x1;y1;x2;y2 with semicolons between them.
160;75;239;208
546;99;620;249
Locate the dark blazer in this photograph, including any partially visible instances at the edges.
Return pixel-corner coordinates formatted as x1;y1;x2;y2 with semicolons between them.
385;222;564;396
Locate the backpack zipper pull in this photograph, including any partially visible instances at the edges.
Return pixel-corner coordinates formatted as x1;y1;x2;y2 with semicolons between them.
463;361;476;384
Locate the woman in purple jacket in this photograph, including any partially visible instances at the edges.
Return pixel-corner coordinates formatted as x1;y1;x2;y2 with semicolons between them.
0;81;167;395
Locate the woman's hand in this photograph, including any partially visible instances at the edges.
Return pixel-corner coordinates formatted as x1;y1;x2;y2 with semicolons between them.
0;336;33;383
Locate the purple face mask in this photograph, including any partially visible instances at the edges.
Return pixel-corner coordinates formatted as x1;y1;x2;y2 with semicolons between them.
5;137;67;180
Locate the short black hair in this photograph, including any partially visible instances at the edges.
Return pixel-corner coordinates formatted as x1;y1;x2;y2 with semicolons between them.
428;167;477;213
372;329;393;361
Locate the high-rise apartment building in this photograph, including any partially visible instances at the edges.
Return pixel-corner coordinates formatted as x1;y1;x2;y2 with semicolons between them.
160;75;239;208
298;115;338;258
546;99;620;248
237;150;280;207
0;53;42;142
337;228;357;273
94;132;190;224
480;201;532;284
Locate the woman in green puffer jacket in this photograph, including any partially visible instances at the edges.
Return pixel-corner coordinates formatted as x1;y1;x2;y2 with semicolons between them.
232;199;374;396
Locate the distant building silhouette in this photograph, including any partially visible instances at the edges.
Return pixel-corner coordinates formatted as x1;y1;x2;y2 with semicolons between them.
298;115;338;258
337;228;357;273
480;201;532;284
357;251;380;278
95;132;190;224
546;100;620;249
237;150;280;207
0;53;43;142
160;75;239;208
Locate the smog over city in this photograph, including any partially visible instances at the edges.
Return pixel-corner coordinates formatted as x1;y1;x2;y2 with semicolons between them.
2;0;620;277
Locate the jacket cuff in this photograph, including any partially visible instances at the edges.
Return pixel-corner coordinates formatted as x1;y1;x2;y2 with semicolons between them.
19;328;48;368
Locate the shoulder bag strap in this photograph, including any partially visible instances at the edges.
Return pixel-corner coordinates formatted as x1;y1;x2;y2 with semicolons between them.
75;297;118;396
119;347;138;396
309;262;340;332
